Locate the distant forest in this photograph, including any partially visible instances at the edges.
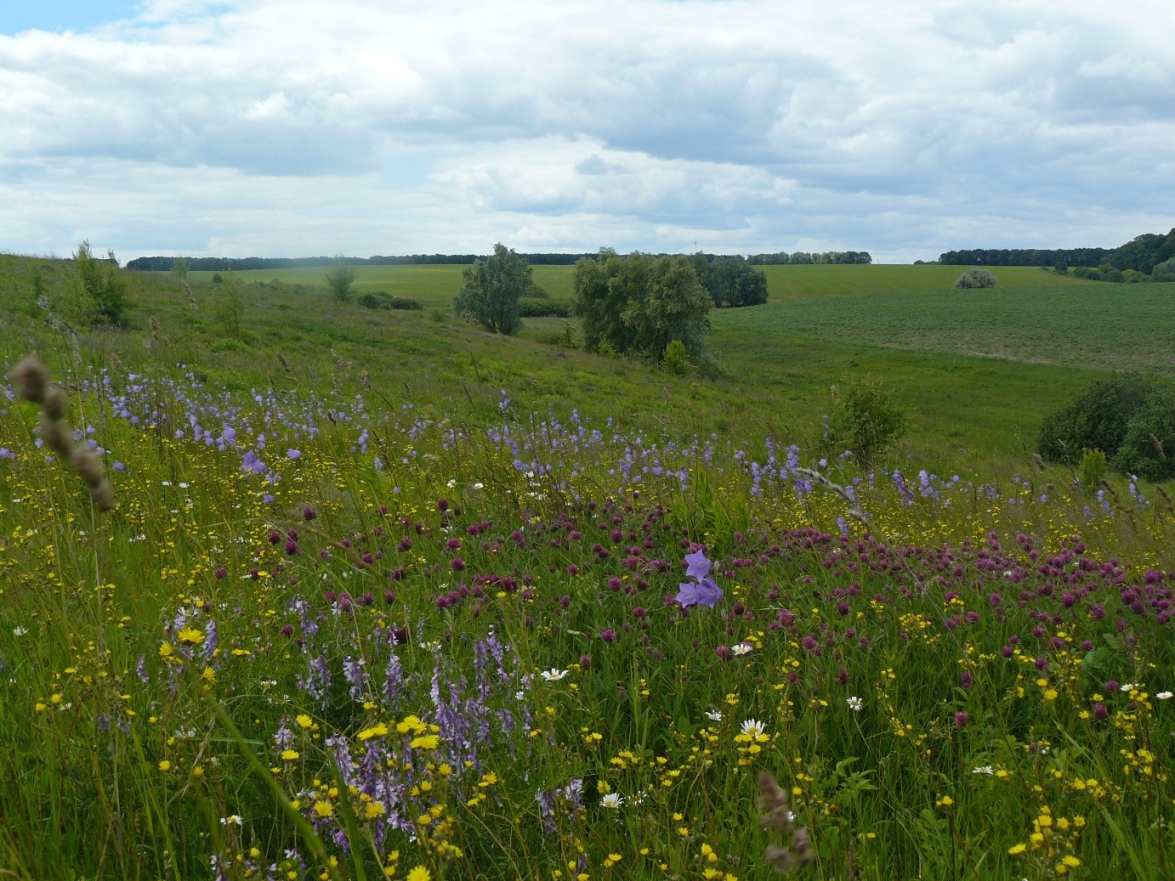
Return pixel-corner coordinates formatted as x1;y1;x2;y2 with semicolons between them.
126;249;872;272
939;228;1175;273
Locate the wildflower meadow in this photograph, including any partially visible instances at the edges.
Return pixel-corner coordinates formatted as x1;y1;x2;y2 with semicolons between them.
1;264;1174;881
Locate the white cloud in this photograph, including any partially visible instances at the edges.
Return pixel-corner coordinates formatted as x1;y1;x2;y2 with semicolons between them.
0;0;1173;260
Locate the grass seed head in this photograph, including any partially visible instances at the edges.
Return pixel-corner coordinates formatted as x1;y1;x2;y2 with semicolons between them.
11;357;49;404
43;385;68;420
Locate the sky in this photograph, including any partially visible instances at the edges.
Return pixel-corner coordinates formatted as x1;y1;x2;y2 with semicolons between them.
1;0;1173;262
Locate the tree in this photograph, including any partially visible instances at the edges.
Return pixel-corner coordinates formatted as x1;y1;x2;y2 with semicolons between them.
452;244;531;335
702;255;768;307
73;241;128;325
571;250;711;360
324;255;357;302
171;257;190;279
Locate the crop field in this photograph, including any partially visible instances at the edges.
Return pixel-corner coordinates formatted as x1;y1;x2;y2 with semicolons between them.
1;256;1174;880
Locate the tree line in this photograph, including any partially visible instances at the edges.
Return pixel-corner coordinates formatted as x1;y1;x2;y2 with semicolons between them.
128;249;873;273
939;227;1175;273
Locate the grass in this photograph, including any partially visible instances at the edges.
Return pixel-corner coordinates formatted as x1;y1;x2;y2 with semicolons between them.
1;255;1173;880
712;283;1175;372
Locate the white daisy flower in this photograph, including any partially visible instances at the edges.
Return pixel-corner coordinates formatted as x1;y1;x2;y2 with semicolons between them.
12;626;28;637
220;815;243;825
600;793;624;809
1157;691;1173;700
847;696;863;712
972;766;995;775
731;643;753;657
705;710;723;722
740;719;767;739
541;668;568;681
1120;682;1139;692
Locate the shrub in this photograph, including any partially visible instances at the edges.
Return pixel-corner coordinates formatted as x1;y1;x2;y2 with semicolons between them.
1152;258;1175;282
953;269;997;289
1114;387;1175;482
324;256;357;302
1078;448;1107;489
662;339;690;375
518;298;570;318
73;241;129;325
1037;374;1153;465
359;293;380;309
452;244;530;335
572;250;711;361
212;272;223;283
826;374;907;465
214;273;246;339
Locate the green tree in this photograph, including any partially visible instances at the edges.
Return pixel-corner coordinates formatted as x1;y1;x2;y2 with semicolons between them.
826;374;907;465
571;250;711;360
215;272;246;339
703;255;768;307
324;255;357;302
73;241;128;325
452;244;531;335
171;257;190;279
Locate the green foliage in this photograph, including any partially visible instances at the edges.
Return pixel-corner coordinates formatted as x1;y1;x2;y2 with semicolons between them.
214;273;246;339
72;240;129;325
324;255;358;302
662;339;690;375
1037;374;1153;466
171;257;190;279
1114;386;1175;482
693;254;769;307
954;268;997;289
1152;258;1175;283
572;250;711;361
212;272;223;283
1078;448;1107;489
517;298;570;318
452;244;531;335
826;374;907;464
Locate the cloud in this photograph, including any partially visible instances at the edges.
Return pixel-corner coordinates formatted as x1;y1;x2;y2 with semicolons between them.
0;0;1173;260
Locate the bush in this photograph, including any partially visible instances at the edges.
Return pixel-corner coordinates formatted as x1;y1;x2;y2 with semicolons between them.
1078;448;1107;489
1152;258;1175;282
1036;374;1153;465
73;241;129;325
324;256;357;302
452;244;530;335
359;293;380;309
572;250;711;362
953;269;997;289
1114;387;1175;482
662;340;690;375
826;374;907;465
518;298;570;318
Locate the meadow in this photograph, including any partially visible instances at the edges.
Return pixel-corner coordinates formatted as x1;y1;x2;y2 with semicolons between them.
1;254;1173;880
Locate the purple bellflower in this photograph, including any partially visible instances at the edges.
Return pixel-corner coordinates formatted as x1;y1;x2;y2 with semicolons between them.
676;550;723;608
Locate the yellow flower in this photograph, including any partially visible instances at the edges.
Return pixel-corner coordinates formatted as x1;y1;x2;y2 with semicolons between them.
177;627;204;645
406;867;430;881
314;800;334;818
410;734;440;750
1008;843;1027;855
396;715;426;735
158;760;172;772
281;749;300;761
365;801;386;819
1061;855;1081;867
357;723;390;740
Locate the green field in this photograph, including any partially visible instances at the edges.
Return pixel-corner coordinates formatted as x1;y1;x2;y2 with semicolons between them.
2;255;1174;880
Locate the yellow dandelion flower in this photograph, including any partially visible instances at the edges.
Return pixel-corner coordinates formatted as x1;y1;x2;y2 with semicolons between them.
296;714;313;728
281;749;300;761
314;800;334;818
177;627;204;645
